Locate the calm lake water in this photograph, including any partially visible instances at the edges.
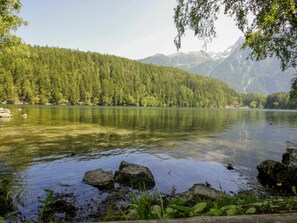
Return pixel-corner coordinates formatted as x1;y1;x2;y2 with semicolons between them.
1;105;297;220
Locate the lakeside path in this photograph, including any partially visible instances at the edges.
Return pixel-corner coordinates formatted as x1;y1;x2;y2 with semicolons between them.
106;213;297;223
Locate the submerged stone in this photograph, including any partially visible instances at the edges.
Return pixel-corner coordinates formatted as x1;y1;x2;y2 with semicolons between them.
83;168;114;190
114;161;155;189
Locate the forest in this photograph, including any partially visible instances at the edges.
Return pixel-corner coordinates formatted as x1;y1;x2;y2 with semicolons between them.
0;45;240;107
241;92;297;109
0;45;296;109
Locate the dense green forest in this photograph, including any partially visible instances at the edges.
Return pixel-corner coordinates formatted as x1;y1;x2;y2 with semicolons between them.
0;45;296;109
241;92;297;109
0;45;240;107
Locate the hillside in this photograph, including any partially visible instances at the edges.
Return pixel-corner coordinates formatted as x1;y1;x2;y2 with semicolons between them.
0;45;240;107
139;38;295;94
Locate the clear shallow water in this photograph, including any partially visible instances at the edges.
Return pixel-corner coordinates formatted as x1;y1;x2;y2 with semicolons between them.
0;106;297;220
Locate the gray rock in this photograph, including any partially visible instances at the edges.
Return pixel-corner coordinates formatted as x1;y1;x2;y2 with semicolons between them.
178;184;226;204
257;160;297;188
180;184;226;203
114;161;155;189
83;168;114;190
282;152;290;165
282;148;297;166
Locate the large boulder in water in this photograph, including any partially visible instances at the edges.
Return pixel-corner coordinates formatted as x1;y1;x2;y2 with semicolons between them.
257;160;297;188
83;168;114;190
114;161;155;189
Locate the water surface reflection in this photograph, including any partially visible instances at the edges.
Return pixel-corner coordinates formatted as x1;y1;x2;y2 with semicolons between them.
0;106;296;220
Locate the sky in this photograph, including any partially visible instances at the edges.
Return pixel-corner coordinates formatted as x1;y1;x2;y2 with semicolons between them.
16;0;243;60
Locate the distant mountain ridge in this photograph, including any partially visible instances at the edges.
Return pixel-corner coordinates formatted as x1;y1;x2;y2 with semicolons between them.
139;38;295;94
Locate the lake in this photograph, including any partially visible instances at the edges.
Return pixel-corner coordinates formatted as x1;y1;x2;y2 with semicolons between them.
1;105;297;220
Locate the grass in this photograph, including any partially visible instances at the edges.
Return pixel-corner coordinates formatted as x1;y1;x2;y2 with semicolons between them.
0;178;13;218
104;186;297;221
2;178;297;222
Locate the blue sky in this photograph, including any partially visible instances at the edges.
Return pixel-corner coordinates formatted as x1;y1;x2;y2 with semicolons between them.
17;0;243;59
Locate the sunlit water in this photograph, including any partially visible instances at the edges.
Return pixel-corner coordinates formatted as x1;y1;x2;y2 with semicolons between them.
0;106;297;220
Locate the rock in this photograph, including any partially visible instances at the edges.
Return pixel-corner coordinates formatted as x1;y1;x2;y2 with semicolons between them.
114;161;155;189
83;168;114;190
226;163;234;170
178;184;226;204
257;160;297;188
0;107;12;118
283;148;297;166
21;113;28;119
282;152;290;165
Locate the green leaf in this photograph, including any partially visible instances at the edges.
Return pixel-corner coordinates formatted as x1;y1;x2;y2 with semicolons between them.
245;207;256;214
220;205;237;211
252;202;265;207
44;189;53;193
193;202;207;213
38;199;46;204
170;204;192;213
269;204;279;209
164;207;175;218
292;186;297;195
208;208;221;216
161;213;171;219
0;217;4;223
226;208;237;216
165;207;174;214
152;205;162;219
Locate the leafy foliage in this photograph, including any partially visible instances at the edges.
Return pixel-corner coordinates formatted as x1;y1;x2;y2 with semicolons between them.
110;189;297;221
265;92;297;109
0;0;27;51
241;92;297;109
174;0;297;100
0;178;13;218
37;189;54;223
124;190;158;220
290;77;297;100
241;93;266;109
174;0;297;71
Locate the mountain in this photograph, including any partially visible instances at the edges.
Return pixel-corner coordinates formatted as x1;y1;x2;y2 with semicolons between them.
139;38;295;94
